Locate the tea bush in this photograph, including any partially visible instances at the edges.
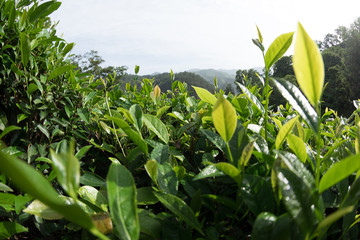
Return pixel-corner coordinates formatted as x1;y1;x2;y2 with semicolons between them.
1;1;360;240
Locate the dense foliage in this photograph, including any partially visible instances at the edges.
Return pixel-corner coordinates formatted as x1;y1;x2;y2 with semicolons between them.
2;1;360;240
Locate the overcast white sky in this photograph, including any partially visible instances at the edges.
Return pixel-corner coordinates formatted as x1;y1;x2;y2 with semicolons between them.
51;0;360;75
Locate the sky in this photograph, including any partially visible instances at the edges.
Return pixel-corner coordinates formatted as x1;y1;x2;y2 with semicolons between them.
51;0;360;75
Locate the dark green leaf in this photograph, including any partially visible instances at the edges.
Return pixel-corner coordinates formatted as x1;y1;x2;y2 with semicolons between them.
0;145;105;238
106;116;148;154
80;171;105;187
0;125;21;140
77;108;90;124
252;212;277;240
158;163;178;195
236;82;265;115
242;174;275;215
28;1;61;23
151;144;169;164
0;221;27;239
271;78;319;133
137;187;158;205
193;165;225;181
20;32;31;67
154;192;204;235
48;65;75;81
277;168;317;234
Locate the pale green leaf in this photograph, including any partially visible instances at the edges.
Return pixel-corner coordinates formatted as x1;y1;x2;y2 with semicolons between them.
192;86;217;105
287;134;307;163
293;22;324;107
24;199;63;220
215;162;242;187
212;95;237;142
265;32;294;69
319;154;360;193
275;116;299;150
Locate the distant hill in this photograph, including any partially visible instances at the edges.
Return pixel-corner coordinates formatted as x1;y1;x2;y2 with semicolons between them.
187;68;235;89
120;71;215;95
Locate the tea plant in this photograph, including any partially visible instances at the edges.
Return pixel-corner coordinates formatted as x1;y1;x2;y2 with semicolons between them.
1;1;360;239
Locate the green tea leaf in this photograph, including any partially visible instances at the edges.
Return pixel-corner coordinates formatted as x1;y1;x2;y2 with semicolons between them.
75;145;92;160
28;0;61;23
265;32;294;69
145;159;158;184
24;199;63;220
215;163;242;187
236;82;265;115
130;104;143;132
157;163;178;195
315;206;354;233
275;116;299;150
137;187;158;205
239;141;255;168
277;168;317;234
78;186;108;212
319;154;360;193
20;32;31;67
37;124;50;139
106;116;148;154
48;65;75;81
0;125;21;140
293;22;324;107
192;86;217;105
287;134;307;163
252;212;277;240
0;221;27;239
143;114;169;144
107;163;139;240
242;175;275;215
193;165;225;181
154;192;204;235
0;146;105;239
0;183;13;192
271;78;319;133
212;95;237;143
77;108;90;124
80;171;105;187
50;145;79;199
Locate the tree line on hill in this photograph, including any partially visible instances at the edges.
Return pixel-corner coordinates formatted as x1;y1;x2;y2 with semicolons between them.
70;17;360;116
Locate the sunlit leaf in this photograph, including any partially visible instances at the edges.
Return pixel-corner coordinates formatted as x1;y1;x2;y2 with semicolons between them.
275;116;299;150
215;162;242;187
319;154;360;193
212;95;237;143
192;86;217;105
293;22;324;107
24;199;63;220
287;134;307;163
265;32;294;69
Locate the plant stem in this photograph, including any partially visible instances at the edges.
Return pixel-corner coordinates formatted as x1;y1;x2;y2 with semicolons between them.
105;91;126;157
315;104;322;188
226;142;234;164
264;68;270;143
